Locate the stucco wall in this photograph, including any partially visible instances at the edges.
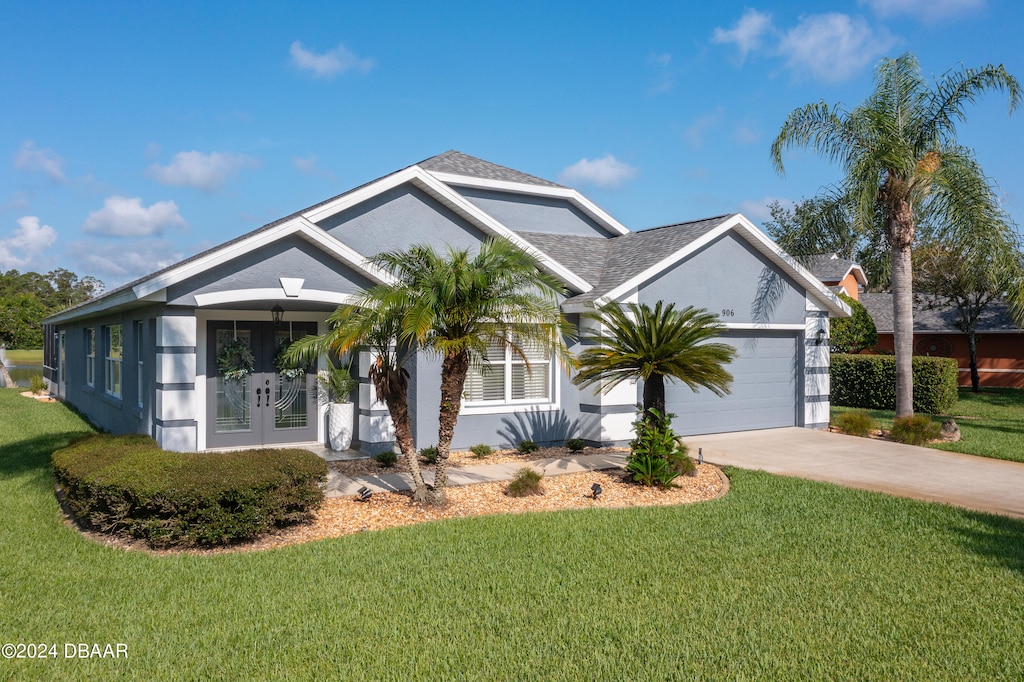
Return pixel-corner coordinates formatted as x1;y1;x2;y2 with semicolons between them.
454;187;617;238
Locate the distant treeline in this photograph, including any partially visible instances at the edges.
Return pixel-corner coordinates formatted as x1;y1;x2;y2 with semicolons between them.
0;269;104;349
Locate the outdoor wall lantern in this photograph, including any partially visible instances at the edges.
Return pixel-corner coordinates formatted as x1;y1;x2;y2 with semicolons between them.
357;486;373;503
815;325;828;346
271;304;285;327
591;482;602;500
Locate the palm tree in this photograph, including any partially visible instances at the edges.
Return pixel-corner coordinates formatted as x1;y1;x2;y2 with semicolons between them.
372;238;571;505
771;52;1021;416
287;298;430;501
573;301;736;425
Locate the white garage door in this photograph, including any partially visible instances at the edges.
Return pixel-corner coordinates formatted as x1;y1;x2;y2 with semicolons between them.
662;332;799;436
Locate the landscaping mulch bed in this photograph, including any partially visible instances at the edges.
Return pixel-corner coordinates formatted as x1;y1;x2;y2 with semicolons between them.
329;445;624;477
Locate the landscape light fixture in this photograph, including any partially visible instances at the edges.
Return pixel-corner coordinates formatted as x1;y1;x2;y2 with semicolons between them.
591;482;602;500
271;304;285;327
698;448;704;465
357;486;373;502
815;325;828;346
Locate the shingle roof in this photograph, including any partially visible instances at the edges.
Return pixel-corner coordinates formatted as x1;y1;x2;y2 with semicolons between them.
804;253;859;282
860;292;1023;333
563;214;734;306
419;150;565;188
514;231;611;288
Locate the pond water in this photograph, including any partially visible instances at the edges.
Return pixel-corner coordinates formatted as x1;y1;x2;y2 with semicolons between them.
0;348;43;388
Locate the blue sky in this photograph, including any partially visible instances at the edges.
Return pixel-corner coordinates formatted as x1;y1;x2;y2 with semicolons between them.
3;0;1022;289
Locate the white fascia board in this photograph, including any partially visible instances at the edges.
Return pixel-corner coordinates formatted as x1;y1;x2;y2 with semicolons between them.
427;171;631;236
720;323;806;331
194;288;360;307
44;287;142;325
302;167;421;224
293;218;394;285
407;171;594;293
598;214;851;318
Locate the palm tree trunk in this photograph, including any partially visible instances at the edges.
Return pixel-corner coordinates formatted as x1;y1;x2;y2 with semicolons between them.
967;330;980;393
373;369;428;502
642;374;666;422
890;208;915;418
430;350;471;505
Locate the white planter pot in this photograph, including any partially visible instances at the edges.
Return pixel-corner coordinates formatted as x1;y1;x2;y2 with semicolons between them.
328;402;354;451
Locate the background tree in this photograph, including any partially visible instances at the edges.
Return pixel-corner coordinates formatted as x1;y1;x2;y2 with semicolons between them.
0;268;103;349
573;301;736;427
772;52;1021;416
373;239;570;505
830;293;877;354
914;232;1024;392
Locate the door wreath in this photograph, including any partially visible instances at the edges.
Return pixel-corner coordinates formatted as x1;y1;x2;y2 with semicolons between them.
218;339;255;381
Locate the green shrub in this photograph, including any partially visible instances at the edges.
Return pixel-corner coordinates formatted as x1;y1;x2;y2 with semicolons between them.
565;438;586;453
469;444;493;458
505;467;543;497
52;435;327;548
627;409;690;488
419;446;438;464
830;354;958;414
890;415;942;446
374;451;398;467
517;440;539;454
831;293;877;353
29;373;47;393
832;409;877;437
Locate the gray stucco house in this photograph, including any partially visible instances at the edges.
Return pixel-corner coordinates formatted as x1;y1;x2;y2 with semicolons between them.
43;151;849;453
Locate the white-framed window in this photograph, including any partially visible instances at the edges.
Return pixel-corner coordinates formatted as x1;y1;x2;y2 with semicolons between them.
105;325;122;398
85;328;96;387
134;320;144;409
463;338;553;407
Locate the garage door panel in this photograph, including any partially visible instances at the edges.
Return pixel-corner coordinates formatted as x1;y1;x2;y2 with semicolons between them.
663;333;799;436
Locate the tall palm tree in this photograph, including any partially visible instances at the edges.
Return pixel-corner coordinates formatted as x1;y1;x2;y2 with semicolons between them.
771;52;1021;416
573;301;736;425
287;298;430;501
372;238;571;505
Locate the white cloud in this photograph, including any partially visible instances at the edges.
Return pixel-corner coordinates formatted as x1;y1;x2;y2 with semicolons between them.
860;0;984;22
83;196;186;237
740;197;792;222
70;238;186;284
13;141;65;182
292;154;335;180
712;9;774;62
0;216;58;270
778;14;897;83
290;41;374;78
146;151;257;192
558;155;638;189
733;125;760;145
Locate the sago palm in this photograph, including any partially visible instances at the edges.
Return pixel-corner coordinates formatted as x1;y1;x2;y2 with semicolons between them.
771;52;1021;416
573;301;736;426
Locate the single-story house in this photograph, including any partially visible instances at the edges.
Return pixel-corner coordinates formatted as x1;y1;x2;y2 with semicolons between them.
860;292;1024;388
43;151;849;453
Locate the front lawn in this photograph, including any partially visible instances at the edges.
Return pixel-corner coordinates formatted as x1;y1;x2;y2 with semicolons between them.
3;388;1024;680
832;387;1024;463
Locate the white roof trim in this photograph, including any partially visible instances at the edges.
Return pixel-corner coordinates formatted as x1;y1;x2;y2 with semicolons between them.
427;170;631;236
597;214;851;317
44;287;146;325
194;288;361;307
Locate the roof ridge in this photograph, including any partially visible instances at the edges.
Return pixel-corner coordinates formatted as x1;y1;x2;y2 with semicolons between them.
634;213;735;234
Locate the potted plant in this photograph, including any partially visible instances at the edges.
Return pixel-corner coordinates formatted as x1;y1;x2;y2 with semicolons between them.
319;360;358;451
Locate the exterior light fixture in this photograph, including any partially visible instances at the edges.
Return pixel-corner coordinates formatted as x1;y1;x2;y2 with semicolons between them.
357;486;373;502
815;325;828;346
271;304;285;327
698;448;704;465
591;482;602;500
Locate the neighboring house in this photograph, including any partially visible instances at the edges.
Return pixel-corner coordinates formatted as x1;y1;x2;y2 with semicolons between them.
860;292;1024;388
804;254;867;301
43;151;849;453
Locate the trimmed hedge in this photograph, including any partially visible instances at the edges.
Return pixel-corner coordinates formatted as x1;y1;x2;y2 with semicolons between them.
53;435;327;548
830;354;958;414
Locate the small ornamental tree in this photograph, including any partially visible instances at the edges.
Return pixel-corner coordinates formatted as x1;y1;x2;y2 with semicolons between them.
830;293;877;354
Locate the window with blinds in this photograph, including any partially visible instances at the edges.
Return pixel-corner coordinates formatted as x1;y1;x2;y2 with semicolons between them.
464;338;551;405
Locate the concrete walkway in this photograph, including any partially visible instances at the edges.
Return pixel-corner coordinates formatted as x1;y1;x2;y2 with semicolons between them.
325;453;628;498
686;427;1024;519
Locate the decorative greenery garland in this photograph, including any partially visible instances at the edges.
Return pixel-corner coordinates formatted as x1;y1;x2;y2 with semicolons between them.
217;339;255;381
274;338;307;380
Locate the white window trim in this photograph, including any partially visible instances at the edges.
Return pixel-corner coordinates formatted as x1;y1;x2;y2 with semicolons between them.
460;345;560;415
135;321;144;409
104;325;122;399
85;327;96;388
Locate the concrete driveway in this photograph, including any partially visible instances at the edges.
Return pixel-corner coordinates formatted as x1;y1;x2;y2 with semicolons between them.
685;427;1024;519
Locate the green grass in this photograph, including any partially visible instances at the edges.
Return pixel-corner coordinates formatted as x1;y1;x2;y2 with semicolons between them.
2;348;42;364
3;387;1024;680
833;387;1024;463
